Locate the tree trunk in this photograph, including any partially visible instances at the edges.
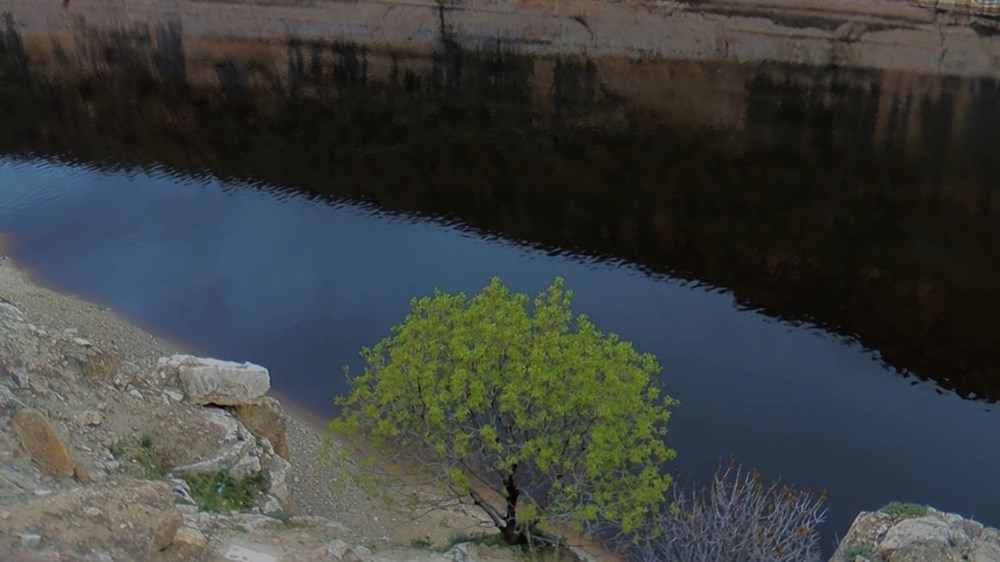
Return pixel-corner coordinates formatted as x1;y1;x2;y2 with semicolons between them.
501;468;527;545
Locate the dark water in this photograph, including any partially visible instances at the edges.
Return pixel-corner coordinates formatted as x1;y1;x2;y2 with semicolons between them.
0;16;998;552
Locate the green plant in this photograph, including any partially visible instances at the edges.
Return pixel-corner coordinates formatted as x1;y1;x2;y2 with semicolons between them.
134;440;166;479
330;277;677;546
880;502;929;519
182;470;266;512
841;541;881;561
409;537;432;549
109;440;127;460
111;435;166;479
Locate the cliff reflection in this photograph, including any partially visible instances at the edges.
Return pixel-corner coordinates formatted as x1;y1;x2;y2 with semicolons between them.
1;18;997;401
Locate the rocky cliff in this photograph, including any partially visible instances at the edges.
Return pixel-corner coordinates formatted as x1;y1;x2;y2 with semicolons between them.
2;0;1000;77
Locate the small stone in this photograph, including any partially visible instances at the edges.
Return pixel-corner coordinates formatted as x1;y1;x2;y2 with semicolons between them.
447;543;475;562
75;411;103;426
73;337;93;347
162;389;184;402
28;380;49;397
221;542;280;562
10;369;29;389
84;506;102;517
327;540;350;560
260;495;283;515
104;460;120;472
74;464;92;484
128;389;143;400
33;490;52;496
18;532;41;547
173;526;207;548
12;409;74;477
120;361;140;376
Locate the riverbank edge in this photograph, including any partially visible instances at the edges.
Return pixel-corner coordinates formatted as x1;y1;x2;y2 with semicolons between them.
2;0;1000;78
0;234;617;560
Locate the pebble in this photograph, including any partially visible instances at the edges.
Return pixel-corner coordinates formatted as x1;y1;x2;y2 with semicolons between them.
84;506;102;517
73;337;93;347
76;411;104;426
10;370;29;389
74;464;92;484
18;532;41;547
127;389;143;400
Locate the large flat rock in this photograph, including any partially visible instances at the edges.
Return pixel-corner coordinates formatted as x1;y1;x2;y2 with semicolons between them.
159;354;270;406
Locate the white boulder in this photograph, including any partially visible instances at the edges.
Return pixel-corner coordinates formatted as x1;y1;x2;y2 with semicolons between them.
158;355;269;405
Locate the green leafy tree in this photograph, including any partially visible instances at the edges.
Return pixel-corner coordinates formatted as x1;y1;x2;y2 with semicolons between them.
329;277;677;545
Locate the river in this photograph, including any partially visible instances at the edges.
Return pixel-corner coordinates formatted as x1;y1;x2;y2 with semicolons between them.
0;13;997;554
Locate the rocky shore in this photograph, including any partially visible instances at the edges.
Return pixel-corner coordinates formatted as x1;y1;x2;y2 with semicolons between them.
0;251;518;561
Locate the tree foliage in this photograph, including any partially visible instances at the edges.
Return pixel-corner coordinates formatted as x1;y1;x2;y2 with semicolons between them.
330;277;677;545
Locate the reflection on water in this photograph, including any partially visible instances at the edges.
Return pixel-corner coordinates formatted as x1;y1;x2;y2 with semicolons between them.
1;16;998;402
0;14;998;552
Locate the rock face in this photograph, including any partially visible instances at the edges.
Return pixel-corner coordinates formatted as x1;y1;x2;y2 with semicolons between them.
158;354;270;406
0;479;182;559
172;406;261;478
12;409;74;477
234;396;289;460
831;507;1000;562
